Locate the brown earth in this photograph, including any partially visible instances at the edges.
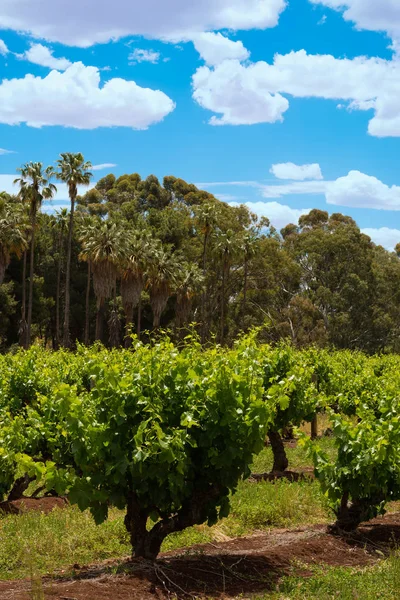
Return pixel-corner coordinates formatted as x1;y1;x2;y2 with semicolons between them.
0;496;69;515
1;513;400;600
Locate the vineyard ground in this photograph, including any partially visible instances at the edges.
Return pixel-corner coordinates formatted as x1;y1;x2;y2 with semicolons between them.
1;439;400;599
1;514;400;599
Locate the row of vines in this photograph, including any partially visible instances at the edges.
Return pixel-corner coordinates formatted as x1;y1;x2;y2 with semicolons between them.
1;336;400;558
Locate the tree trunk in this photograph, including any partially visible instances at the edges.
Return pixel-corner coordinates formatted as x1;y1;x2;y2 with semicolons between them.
242;257;248;317
19;250;27;348
7;474;35;502
137;296;142;341
311;416;318;440
26;216;36;348
201;231;208;344
84;262;91;345
124;485;224;560
62;192;76;348
95;298;105;342
268;430;289;472
55;242;62;350
124;304;134;348
332;492;385;532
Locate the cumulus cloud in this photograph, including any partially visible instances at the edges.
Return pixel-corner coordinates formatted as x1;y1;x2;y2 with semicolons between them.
310;0;400;40
192;49;400;136
229;201;311;230
271;162;323;180
23;43;71;70
128;49;160;64
0;62;175;129
0;0;287;47
261;180;329;198
0;40;8;55
325;170;400;210
192;32;250;66
362;227;400;251
192;60;289;125
91;163;117;171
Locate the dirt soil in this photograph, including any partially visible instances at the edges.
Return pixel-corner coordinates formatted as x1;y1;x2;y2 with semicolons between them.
0;497;68;515
2;513;400;600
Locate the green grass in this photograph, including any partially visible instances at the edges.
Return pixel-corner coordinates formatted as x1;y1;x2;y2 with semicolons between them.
259;553;400;599
0;477;329;581
252;436;336;473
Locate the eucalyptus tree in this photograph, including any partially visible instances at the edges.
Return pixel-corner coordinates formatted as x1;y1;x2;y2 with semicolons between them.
57;153;92;347
14;162;56;347
79;219;131;342
214;229;240;345
195;202;220;342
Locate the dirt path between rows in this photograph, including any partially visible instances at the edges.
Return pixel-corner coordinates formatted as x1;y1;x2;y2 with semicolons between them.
2;513;400;599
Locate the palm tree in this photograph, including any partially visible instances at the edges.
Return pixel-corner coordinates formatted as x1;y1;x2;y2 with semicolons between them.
175;263;204;332
147;245;180;329
79;219;130;342
0;199;28;285
14;163;56;347
57;153;92;348
120;232;154;346
53;208;68;349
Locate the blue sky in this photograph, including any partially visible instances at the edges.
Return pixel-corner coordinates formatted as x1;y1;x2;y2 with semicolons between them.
0;0;400;248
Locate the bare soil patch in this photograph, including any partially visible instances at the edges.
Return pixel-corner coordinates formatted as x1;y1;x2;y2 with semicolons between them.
0;496;68;515
2;513;400;599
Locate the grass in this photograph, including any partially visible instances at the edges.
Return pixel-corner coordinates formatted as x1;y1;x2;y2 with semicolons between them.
252;435;337;474
260;553;400;599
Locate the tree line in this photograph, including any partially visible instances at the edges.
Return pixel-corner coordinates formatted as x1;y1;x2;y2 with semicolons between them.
1;153;400;353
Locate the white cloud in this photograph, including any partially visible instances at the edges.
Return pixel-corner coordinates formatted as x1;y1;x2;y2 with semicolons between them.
230;200;311;229
0;62;175;129
0;148;15;155
213;169;400;212
310;0;400;40
361;227;400;251
325;170;400;210
261;180;329;198
91;163;117;171
0;40;8;55
192;60;289;125
23;43;71;70
128;49;160;64
0;0;287;47
271;162;323;180
191;49;400;136
192;32;250;66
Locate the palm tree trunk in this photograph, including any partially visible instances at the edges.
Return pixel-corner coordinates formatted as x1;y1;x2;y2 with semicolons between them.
95;298;105;342
55;244;62;350
26;216;36;348
201;231;209;344
84;262;91;345
124;304;134;348
137;296;142;341
19;250;27;347
62;192;76;348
